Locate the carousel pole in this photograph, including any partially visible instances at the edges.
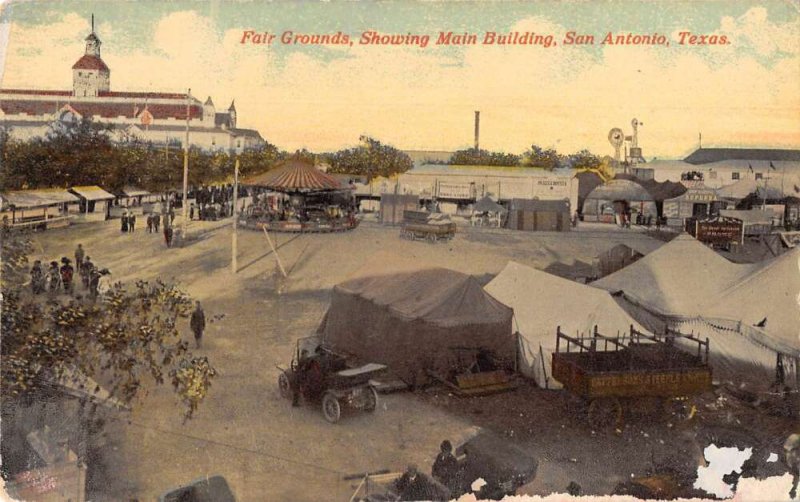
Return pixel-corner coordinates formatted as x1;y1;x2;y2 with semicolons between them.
232;156;239;273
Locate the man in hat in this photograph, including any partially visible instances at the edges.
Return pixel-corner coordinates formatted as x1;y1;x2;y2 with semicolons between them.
60;257;74;295
432;440;459;494
121;211;129;232
129;212;136;233
190;301;206;348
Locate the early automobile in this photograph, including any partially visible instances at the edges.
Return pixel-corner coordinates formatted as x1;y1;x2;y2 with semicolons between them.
277;336;387;423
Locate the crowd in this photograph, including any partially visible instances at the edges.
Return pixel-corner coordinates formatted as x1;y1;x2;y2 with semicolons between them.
29;243;111;300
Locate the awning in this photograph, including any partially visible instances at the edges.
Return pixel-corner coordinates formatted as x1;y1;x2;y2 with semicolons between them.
69;186;115;201
1;189;79;209
120;187;150;197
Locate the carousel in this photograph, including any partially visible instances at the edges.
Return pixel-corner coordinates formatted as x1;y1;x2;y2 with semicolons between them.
241;159;359;233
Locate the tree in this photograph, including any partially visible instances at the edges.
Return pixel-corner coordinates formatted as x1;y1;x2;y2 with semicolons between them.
0;234;216;423
326;136;413;180
521;145;562;170
448;148;521;167
565;149;601;170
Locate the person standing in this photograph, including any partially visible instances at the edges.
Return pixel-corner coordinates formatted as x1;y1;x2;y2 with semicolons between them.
146;214;153;233
432;440;459;494
47;261;62;295
154;212;161;233
30;260;45;294
190;301;206;348
164;222;174;248
60;258;74;295
74;244;85;272
81;257;94;290
129;213;136;233
88;267;103;300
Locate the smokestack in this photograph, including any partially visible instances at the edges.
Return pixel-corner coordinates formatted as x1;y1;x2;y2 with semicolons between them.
474;111;480;151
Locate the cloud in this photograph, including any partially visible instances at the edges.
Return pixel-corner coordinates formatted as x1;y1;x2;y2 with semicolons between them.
2;8;799;157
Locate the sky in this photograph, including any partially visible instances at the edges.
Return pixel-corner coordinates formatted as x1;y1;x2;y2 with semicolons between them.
0;0;798;158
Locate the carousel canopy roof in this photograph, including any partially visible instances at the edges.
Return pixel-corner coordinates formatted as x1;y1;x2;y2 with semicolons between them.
243;160;342;191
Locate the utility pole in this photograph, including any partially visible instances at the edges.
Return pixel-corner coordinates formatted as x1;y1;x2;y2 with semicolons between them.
181;88;191;241
232;156;239;273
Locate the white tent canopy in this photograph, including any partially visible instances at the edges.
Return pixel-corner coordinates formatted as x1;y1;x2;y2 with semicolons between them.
592;234;755;317
485;261;645;389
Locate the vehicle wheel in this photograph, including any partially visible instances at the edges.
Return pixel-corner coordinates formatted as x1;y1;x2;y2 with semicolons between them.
588;397;623;429
364;386;379;412
427;233;437;243
278;372;291;399
322;392;341;423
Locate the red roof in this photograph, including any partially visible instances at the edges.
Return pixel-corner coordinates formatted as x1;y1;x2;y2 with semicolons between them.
98;91;189;99
1;89;72;96
0;99;203;120
72;55;109;71
243;160;342;191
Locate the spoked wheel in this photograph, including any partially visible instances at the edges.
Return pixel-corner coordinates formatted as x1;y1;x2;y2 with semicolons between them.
364;386;379;412
427;233;437;243
588;397;623;429
278;372;291;399
322;392;342;423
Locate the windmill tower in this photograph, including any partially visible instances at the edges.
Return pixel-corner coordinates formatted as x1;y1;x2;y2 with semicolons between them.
627;118;646;165
608;127;624;163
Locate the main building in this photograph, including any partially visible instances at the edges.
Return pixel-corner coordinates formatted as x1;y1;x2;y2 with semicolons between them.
0;19;264;152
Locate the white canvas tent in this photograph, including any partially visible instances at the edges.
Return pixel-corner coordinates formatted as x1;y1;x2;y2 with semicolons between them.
485;261;645;389
592;234;754;317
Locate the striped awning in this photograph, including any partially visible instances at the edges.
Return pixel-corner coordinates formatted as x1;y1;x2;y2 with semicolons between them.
243;160;342;191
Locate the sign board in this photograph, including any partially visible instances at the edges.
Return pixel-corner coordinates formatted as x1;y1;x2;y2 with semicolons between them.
693;219;743;245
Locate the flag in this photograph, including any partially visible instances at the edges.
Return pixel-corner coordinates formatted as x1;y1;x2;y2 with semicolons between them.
769;161;776;170
748;164;753;172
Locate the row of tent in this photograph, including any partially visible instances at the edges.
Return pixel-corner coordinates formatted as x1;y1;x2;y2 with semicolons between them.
319;235;799;390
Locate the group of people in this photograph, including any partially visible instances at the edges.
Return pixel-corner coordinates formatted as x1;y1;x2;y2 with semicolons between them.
120;208;176;248
190;184;247;222
29;243;110;299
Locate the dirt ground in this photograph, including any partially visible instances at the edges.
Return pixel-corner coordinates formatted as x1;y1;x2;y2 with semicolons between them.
24;216;796;501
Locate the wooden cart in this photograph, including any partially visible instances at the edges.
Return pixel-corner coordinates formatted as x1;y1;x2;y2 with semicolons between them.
399;210;455;242
552;325;712;428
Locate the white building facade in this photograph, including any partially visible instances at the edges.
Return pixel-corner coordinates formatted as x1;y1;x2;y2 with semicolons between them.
0;24;264;152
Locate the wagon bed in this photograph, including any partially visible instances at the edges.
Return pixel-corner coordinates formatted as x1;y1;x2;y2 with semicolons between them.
551;326;712;426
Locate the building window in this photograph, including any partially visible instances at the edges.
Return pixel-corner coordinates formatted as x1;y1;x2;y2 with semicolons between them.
731;172;740;180
755;173;763;180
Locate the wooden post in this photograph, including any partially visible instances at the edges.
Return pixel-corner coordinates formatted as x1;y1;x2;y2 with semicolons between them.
181;88;191;241
232;157;239;273
262;225;287;278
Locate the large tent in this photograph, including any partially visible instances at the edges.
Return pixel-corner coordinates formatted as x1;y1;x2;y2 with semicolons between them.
582;179;658;223
318;267;514;384
592;234;754;317
485;261;645;389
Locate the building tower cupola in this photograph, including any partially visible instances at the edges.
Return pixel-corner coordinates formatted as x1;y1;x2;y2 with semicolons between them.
72;14;110;97
228;100;237;128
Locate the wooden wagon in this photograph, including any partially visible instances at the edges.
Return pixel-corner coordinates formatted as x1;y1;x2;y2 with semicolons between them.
552;325;712;428
399;210;455;242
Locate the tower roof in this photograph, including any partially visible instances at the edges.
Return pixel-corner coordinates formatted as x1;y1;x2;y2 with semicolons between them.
85;32;100;43
228;100;236;111
72;54;109;71
205;96;214;106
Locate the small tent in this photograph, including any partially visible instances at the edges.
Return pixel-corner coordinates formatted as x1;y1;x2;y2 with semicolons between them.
319;268;514;384
485;261;645;389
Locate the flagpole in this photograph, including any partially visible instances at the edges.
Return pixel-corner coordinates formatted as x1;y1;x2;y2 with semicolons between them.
232;156;239;274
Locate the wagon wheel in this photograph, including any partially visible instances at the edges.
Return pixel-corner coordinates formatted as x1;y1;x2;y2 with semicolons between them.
427;233;437;243
588;397;623;429
322;392;342;423
364;386;379;412
278;372;292;399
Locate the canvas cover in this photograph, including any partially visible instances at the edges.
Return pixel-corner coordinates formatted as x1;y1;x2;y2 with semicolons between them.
592;234;755;317
319;267;513;384
485;261;645;389
473;196;506;213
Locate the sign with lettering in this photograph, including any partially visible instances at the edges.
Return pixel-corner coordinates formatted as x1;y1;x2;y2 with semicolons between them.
695;219;742;244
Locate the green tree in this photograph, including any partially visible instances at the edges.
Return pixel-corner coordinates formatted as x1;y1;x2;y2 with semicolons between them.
521;145;562;170
326;136;413;180
448;148;521;166
565;149;601;170
0;235;216;422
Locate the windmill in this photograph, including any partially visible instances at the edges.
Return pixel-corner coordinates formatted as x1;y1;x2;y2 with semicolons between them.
608;127;624;162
